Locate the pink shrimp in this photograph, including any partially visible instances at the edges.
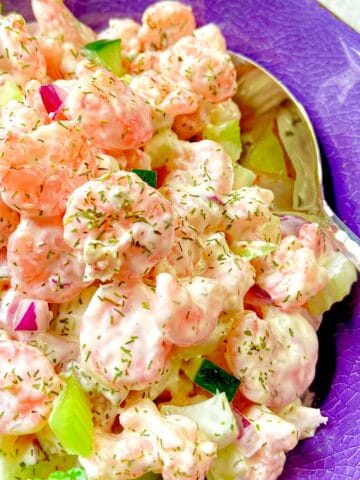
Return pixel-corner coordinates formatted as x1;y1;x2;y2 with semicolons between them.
225;308;318;407
80;281;171;391
0;196;19;248
222;186;280;244
0;14;46;85
79;399;216;480
297;222;335;260
130;50;161;74
0;121;97;217
194;24;226;52
31;0;96;79
123;149;152;171
156;217;201;277
257;235;328;310
0;339;62;434
154;272;224;346
99;18;141;65
138;1;196;51
130;70;199;130
63;171;174;282
200;233;255;313
160;36;237;103
8;216;89;303
62;62;153;153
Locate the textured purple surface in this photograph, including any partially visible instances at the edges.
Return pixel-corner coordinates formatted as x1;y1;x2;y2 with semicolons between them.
4;0;360;478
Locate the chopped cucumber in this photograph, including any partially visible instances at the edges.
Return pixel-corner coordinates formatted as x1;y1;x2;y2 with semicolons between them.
161;392;238;448
0;79;23;108
207;442;248;480
204;119;242;162
307;251;357;316
131;169;157;188
82;39;123;77
233;164;256;189
49;376;94;457
183;358;240;402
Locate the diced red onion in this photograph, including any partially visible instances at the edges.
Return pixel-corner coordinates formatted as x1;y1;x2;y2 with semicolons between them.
208;195;224;205
39;84;65;116
15;301;37;331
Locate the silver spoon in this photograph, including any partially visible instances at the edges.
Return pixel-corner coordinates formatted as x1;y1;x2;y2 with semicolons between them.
230;52;360;271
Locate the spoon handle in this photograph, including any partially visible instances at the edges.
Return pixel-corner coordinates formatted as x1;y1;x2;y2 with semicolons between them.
322;204;360;272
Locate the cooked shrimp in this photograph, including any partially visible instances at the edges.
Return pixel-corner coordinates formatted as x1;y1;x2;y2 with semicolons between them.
0;339;62;435
222;186;280;244
275;400;327;440
225;308;318;407
79;399;216;480
160;36;237;103
80;281;171;391
123;149;152;171
63;171;174;282
200;233;255;312
130;70;199;130
0;196;19;248
0;14;46;85
138;1;196;51
0;99;45;136
130;50;161;74
298;222;334;260
155;217;201;277
0;289;51;331
257;235;328;310
154;272;224;346
62;62;153;153
0;121;97;217
237;405;299;480
8;216;89;303
99;18;141;64
194;24;226;52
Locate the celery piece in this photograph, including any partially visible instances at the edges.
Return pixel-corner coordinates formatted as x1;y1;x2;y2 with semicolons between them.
243;128;287;176
82;39;123;77
233;164;256;189
207;442;248;480
183;358;240;401
204;119;241;162
49;376;94;457
131;169;157;188
231;241;276;260
0;79;23;108
48;467;87;479
307;252;357;316
144;129;181;168
161;393;238;448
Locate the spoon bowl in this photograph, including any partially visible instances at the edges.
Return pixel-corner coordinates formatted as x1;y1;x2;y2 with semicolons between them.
231;51;360;270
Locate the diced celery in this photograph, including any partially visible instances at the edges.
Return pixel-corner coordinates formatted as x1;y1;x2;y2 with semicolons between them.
243;127;287;176
204;119;242;162
0;79;23;108
161;392;238;448
48;467;87;480
82;39;123;77
144;129;181;168
207;442;248;480
8;454;76;480
233;164;256;189
49;376;94;457
231;241;276;260
307;252;357;316
183;358;240;402
131;169;157;188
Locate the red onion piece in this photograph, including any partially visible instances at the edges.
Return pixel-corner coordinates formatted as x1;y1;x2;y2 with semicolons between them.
280;215;307;237
39;84;64;116
15;301;37;331
245;284;272;305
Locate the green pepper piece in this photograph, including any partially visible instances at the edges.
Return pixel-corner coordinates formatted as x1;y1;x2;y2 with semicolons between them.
82;39;123;77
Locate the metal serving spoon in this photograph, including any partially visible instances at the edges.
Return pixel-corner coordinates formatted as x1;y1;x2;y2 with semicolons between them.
230;52;360;271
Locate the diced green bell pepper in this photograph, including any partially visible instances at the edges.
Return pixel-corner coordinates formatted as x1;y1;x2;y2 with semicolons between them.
131;169;157;189
82;39;123;77
183;358;240;401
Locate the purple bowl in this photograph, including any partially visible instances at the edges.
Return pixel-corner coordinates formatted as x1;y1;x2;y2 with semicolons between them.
4;0;360;478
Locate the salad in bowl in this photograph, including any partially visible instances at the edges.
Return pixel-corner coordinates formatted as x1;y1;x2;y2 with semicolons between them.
0;1;357;479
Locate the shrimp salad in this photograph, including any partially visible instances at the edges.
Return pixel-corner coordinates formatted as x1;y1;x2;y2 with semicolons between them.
0;2;357;480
